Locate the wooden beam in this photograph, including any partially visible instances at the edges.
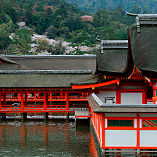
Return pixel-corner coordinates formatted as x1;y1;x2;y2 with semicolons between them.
72;79;119;89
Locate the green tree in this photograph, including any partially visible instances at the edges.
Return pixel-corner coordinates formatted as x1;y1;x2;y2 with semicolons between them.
9;28;32;55
46;26;60;39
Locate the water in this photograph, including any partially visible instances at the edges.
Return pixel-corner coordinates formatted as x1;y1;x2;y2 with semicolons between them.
0;119;99;157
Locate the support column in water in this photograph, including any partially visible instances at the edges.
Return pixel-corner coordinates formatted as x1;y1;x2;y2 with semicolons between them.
66;112;69;120
21;113;27;120
44;112;48;120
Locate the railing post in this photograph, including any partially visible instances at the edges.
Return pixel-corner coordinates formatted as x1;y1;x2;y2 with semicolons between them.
65;92;69;110
21;92;24;110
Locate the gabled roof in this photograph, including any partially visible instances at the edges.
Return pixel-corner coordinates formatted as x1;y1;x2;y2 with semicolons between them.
96;39;134;77
4;55;96;73
0;71;91;88
0;55;95;88
0;55;16;64
129;14;157;78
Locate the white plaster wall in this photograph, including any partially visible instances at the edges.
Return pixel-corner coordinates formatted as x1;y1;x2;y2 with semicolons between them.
96;91;116;104
121;93;142;104
140;130;157;147
105;130;137;147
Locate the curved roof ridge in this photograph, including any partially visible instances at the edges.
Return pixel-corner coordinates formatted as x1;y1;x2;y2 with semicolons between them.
0;55;17;64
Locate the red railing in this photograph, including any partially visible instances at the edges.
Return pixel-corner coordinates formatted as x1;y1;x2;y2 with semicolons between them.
24;105;44;110
1;104;67;111
2;95;87;101
47;105;66;110
2;105;20;110
69;96;87;100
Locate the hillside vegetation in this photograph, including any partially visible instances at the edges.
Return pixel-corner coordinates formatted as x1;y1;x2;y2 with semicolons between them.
67;0;157;13
0;0;143;55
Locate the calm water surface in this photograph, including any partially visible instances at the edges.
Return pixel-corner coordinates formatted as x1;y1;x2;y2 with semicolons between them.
0;119;99;157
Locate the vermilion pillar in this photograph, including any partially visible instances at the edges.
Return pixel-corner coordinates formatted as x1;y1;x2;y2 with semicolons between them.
44;92;48;110
50;92;52;100
25;93;27;106
0;92;2;110
142;84;147;104
21;92;24;110
101;113;105;148
116;84;121;104
3;93;6;106
65;92;69;110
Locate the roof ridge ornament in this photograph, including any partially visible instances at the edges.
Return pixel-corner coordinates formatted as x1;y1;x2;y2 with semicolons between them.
101;40;128;54
127;12;157;33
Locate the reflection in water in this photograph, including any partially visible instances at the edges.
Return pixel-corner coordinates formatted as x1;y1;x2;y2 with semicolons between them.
0;120;98;156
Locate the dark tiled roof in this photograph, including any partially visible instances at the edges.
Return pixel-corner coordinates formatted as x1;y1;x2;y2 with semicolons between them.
0;55;95;88
96;40;134;77
97;49;128;72
88;94;157;113
4;55;96;74
0;73;91;88
0;55;16;64
0;63;30;70
130;26;157;78
72;74;100;85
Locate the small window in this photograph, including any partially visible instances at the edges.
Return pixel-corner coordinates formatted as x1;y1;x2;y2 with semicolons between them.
143;120;157;127
108;120;133;127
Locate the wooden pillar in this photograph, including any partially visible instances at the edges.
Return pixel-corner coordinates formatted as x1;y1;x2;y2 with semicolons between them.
3;93;6;106
44;112;48;120
101;113;105;148
21;92;24;110
142;85;147;104
44;92;48;110
153;87;156;104
0;92;2;110
2;113;6;120
50;92;52;100
66;112;69;120
137;114;140;150
116;84;121;104
21;113;27;120
65;92;69;110
25;93;27;106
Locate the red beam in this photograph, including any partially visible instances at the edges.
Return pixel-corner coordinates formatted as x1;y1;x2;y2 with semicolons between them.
75;116;91;118
72;79;119;89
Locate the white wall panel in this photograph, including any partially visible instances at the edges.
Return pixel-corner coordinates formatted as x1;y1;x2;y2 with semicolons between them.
105;130;137;147
140;130;157;147
121;93;142;104
96;91;116;104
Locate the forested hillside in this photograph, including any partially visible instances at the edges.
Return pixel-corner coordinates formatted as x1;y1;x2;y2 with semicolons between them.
0;0;136;55
67;0;157;13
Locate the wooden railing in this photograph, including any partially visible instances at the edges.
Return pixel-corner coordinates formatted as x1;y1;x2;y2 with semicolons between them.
1;95;87;101
1;103;67;111
143;120;157;127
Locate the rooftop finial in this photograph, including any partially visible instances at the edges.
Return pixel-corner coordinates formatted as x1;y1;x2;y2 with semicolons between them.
127;12;138;16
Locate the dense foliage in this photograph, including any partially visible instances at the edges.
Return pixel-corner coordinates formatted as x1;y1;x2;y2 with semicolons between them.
0;0;149;55
67;0;157;14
